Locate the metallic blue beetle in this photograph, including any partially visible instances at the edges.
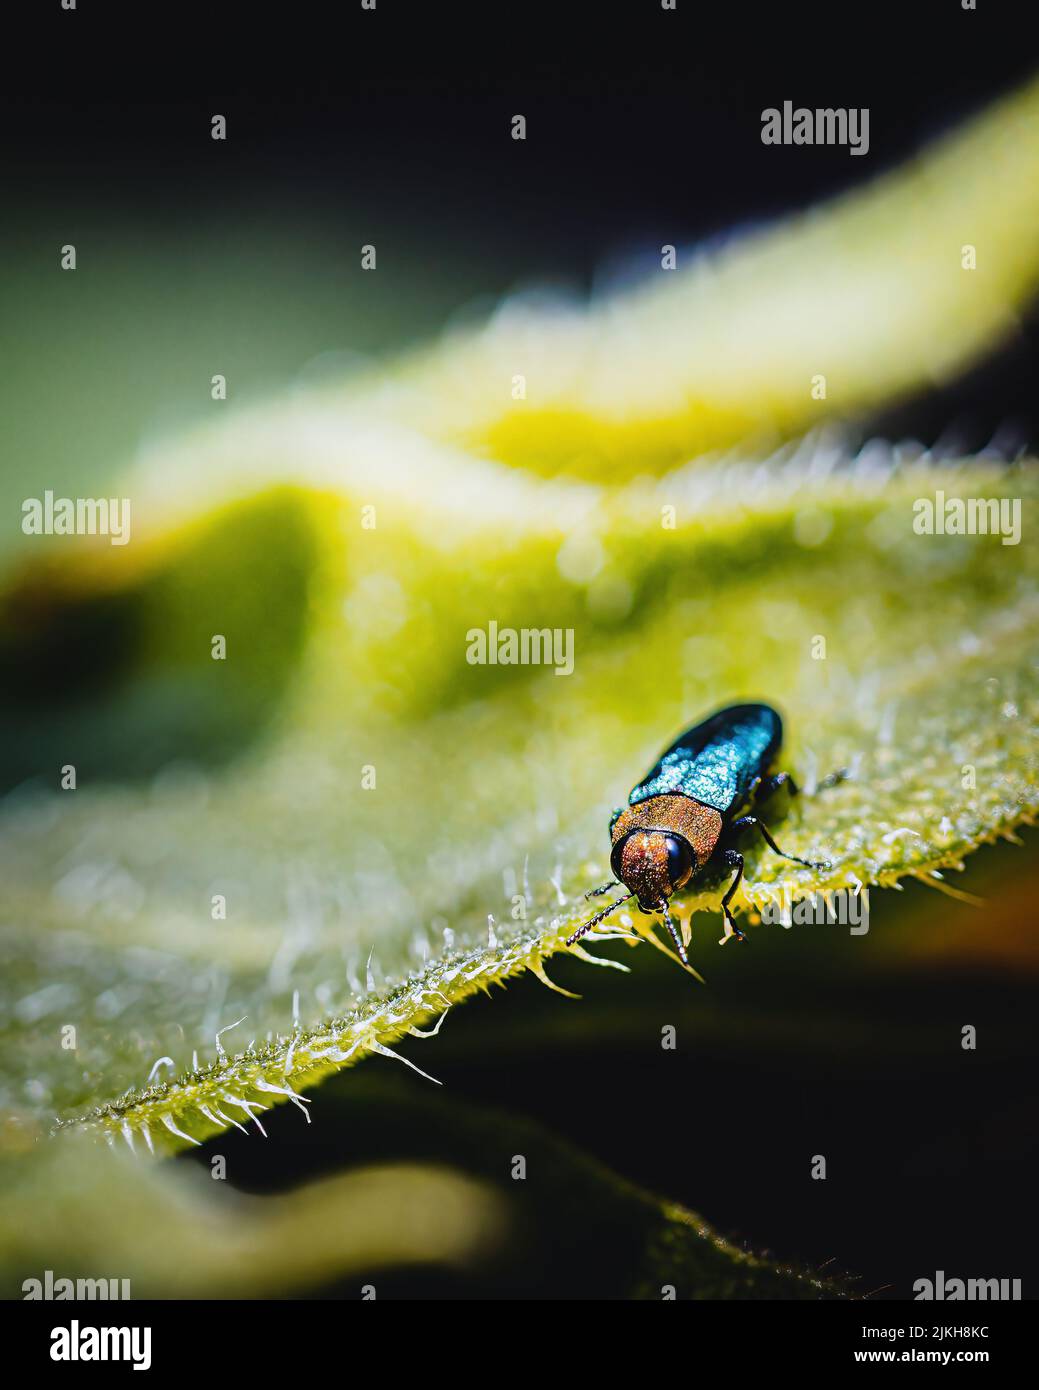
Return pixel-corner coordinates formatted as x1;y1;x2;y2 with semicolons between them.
569;703;836;963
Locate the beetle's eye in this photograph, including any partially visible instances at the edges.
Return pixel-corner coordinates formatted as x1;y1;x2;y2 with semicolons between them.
664;836;694;887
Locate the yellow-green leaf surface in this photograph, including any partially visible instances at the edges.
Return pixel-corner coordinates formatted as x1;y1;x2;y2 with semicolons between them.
1;452;1035;1160
331;75;1039;476
1;78;1038;1189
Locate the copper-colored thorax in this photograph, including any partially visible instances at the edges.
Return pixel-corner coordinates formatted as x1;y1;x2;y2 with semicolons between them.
611;794;723;910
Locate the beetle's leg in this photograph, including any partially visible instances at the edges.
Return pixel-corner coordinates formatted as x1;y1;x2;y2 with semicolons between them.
721;848;746;941
729;814;829;870
658;899;688;965
757;768;850;802
584;879;619;899
753;770;799;804
567;891;635;946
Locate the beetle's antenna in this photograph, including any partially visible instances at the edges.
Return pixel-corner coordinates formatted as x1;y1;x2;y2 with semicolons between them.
567;891;635;946
584;879;619;899
659;899;688;965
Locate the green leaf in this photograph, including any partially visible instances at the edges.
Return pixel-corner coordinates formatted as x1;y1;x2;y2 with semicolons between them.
1;455;1035;1158
1;80;1037;1172
371;76;1039;474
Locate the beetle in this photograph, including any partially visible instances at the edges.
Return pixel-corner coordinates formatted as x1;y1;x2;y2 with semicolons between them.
567;702;840;964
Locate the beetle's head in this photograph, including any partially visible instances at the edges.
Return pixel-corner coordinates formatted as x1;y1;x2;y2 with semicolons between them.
614;830;695;913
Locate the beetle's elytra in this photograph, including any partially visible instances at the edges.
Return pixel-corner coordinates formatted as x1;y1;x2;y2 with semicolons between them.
569;702;840;964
